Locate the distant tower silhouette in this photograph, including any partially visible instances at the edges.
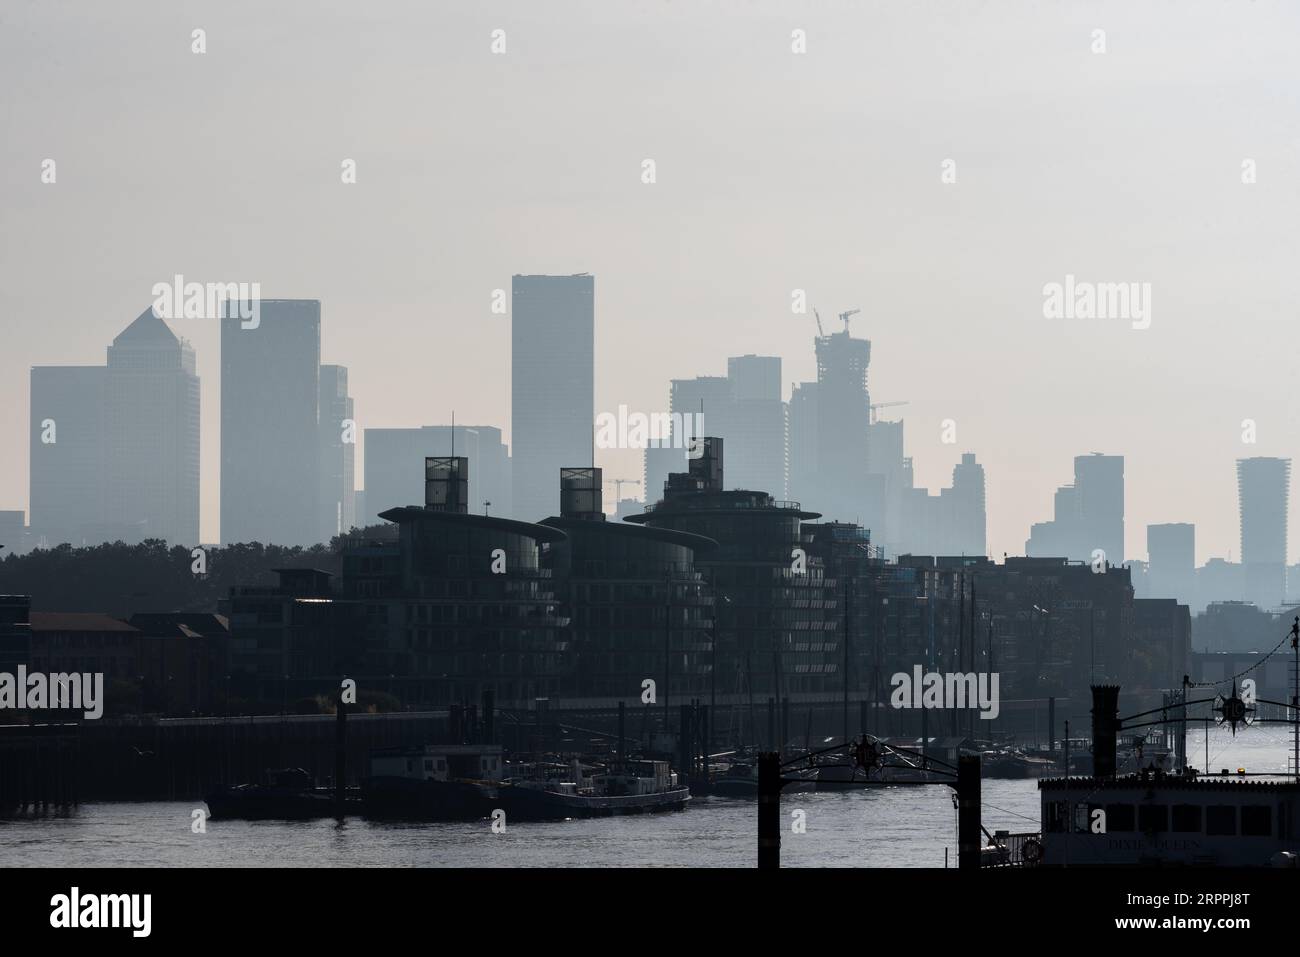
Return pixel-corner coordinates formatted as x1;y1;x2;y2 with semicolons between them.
318;365;355;539
106;309;200;547
221;300;321;545
511;274;594;521
1147;523;1195;604
30;308;199;547
1237;456;1290;610
809;323;871;521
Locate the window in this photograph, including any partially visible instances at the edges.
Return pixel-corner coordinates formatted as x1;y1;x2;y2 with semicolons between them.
1138;805;1168;834
1171;804;1201;833
1241;805;1272;837
1044;801;1068;833
1105;803;1135;832
1206;805;1236;836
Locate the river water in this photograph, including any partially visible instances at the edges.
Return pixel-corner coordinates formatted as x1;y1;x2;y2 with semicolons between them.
2;727;1293;867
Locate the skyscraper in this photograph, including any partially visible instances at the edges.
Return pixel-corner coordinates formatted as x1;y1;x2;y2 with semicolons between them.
894;452;986;557
511;274;594;522
787;382;818;506
1147;523;1195;604
1237;456;1290;610
221;300;321;545
945;452;987;557
862;418;905;554
29;310;200;548
104;309;200;546
724;355;787;497
1026;453;1124;565
29;365;105;547
364;425;510;521
318;365;355;540
1074;453;1124;566
789;320;871;522
814;328;871;521
650;358;787;500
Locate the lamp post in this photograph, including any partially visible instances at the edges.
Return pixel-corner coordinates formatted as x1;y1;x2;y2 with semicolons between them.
709;594;731;755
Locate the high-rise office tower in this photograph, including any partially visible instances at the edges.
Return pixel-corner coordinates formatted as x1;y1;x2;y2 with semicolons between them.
511;274;594;522
1026;454;1123;564
893;451;986;557
863;418;905;554
789;321;871;522
814;328;871;521
1237;456;1290;610
29;366;106;547
1147;523;1195;604
318;365;355;540
104;309;200;546
364;425;510;520
724;355;786;497
221;300;321;545
945;452;987;557
1074;453;1124;565
787;382;818;505
642;375;727;505
29;310;200;548
653;358;787;499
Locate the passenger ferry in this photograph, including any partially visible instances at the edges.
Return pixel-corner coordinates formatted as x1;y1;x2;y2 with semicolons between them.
1036;768;1300;866
1005;683;1300;868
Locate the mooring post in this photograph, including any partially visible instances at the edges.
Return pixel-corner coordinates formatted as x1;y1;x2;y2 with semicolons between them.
679;703;691;781
617;700;626;759
1091;685;1120;781
957;753;981;870
1063;720;1070;775
700;704;709;778
335;684;347;816
758;751;781;870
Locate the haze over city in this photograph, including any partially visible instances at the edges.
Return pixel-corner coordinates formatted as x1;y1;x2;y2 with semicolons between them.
2;0;1298;563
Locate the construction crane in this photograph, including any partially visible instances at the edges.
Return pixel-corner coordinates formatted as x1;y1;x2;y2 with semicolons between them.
869;400;908;424
839;307;861;333
813;307;826;337
604;477;642;500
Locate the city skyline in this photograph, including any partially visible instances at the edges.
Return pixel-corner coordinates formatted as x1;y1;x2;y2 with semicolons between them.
3;1;1298;564
4;0;1300;892
12;294;1300;575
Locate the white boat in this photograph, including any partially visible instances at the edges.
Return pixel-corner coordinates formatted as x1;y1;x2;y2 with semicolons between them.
1035;768;1300;867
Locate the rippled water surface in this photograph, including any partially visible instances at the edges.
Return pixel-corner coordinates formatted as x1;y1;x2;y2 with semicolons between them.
2;727;1291;867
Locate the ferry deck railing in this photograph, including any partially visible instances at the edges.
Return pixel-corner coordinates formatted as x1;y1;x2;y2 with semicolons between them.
981;830;1042;867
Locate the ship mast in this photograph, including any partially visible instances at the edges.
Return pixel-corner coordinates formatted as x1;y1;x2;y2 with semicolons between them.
1292;617;1299;784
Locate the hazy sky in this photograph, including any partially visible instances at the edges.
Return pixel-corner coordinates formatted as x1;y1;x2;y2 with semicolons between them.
2;0;1297;562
